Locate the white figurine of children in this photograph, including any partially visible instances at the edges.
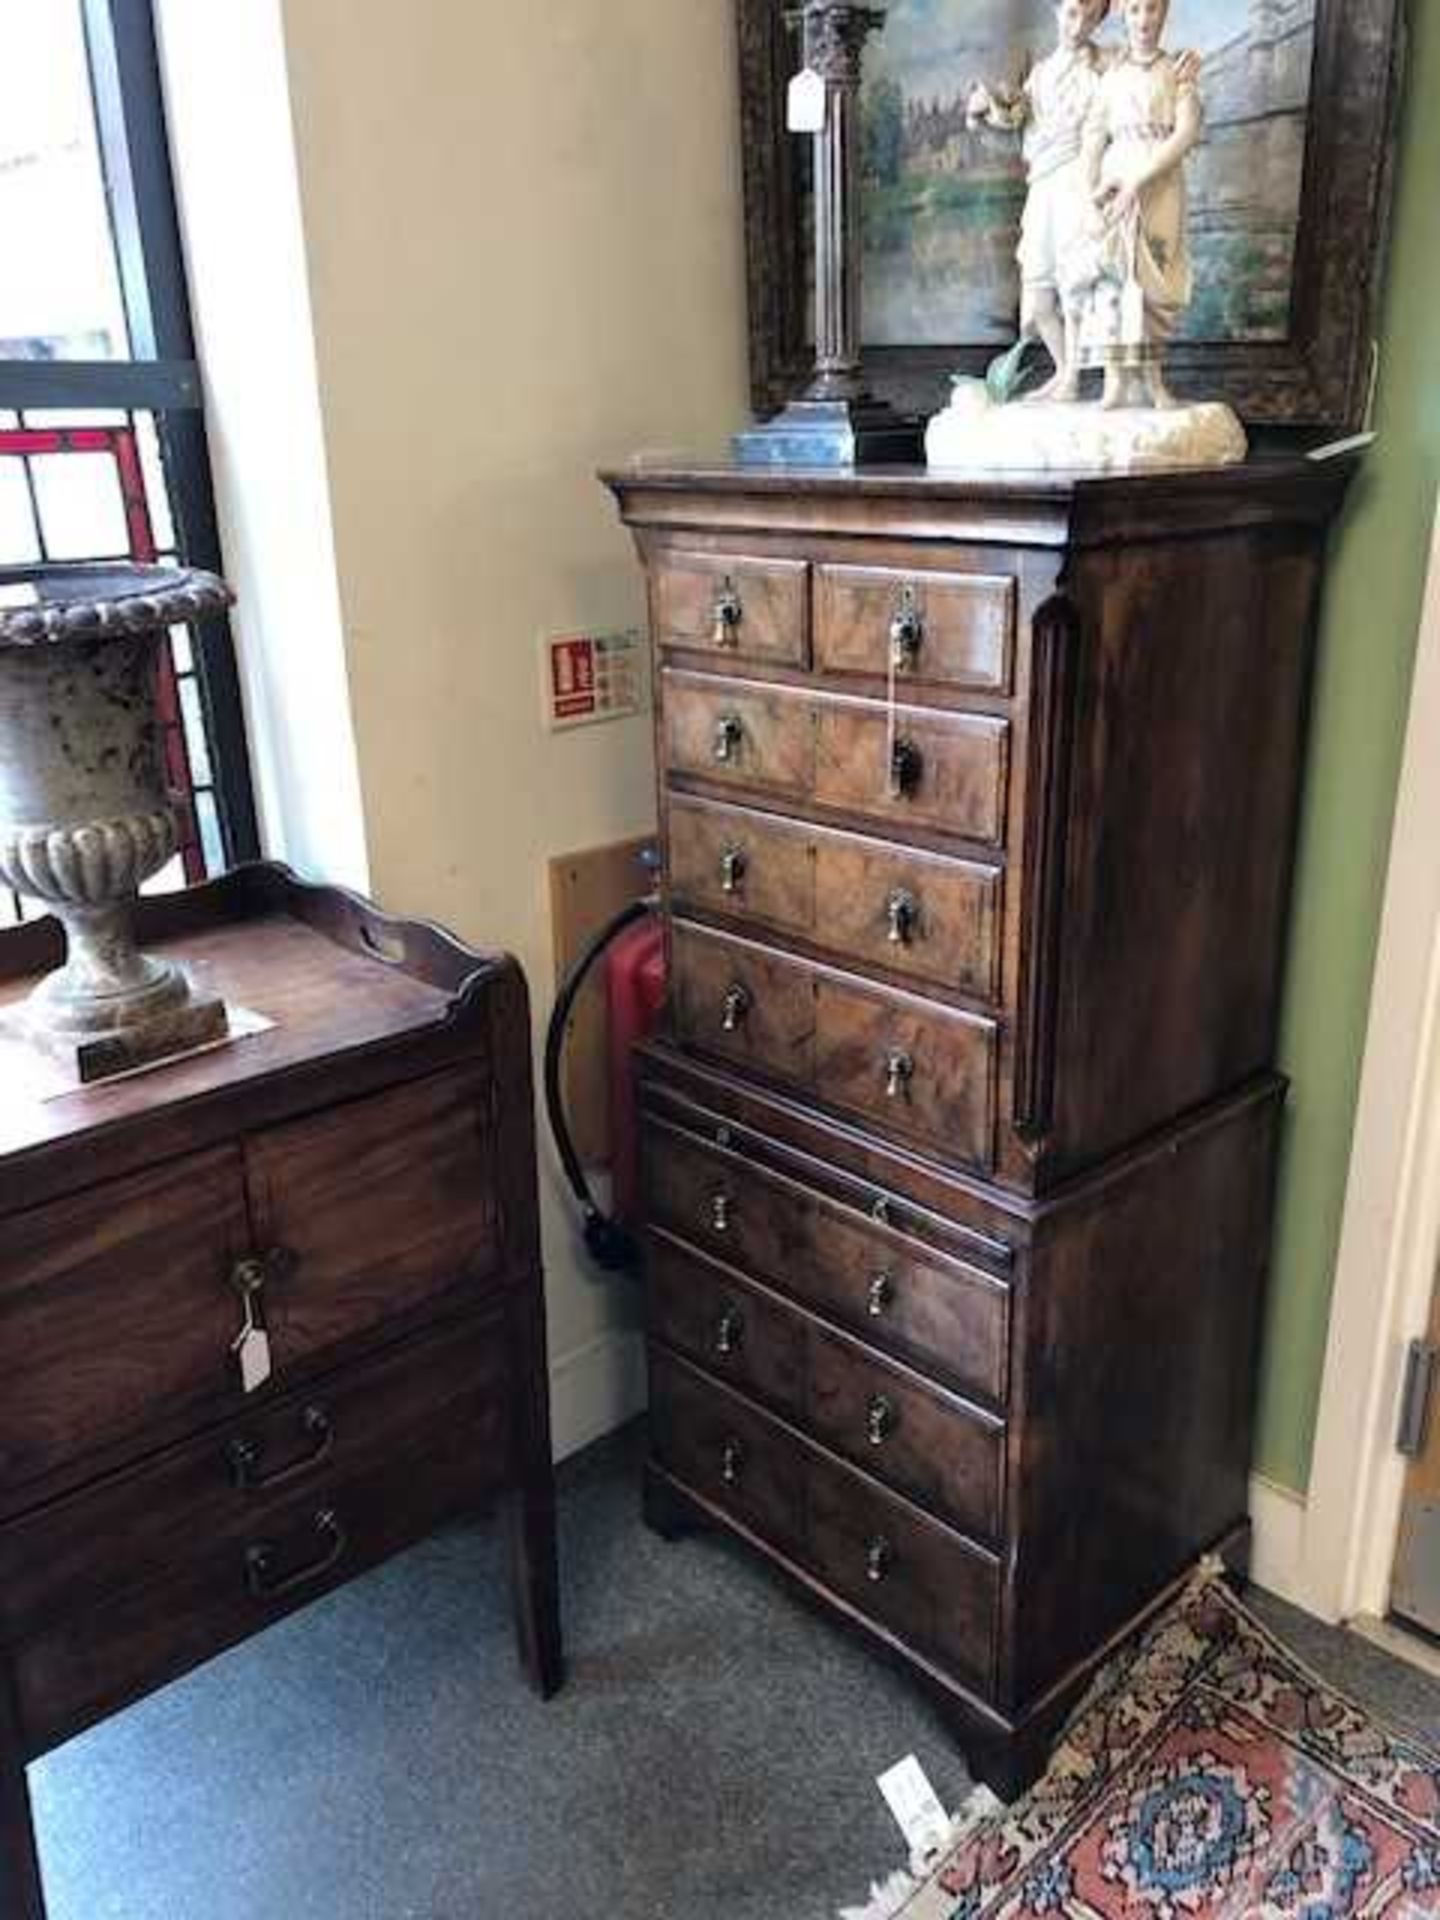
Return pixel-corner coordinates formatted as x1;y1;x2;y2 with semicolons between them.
966;0;1114;403
1064;0;1203;408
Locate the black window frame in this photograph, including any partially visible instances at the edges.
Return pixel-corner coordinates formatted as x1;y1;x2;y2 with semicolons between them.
0;0;260;869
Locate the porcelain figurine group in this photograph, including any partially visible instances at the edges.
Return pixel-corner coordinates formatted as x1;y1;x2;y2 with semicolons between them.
927;0;1247;470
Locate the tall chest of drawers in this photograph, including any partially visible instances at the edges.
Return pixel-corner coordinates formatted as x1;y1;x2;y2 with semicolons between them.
603;458;1354;1792
0;865;561;1919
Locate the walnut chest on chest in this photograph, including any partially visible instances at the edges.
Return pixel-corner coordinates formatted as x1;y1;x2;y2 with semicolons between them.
603;457;1353;1792
0;865;561;1920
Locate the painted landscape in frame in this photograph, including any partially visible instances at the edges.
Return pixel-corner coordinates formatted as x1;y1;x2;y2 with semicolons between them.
860;0;1318;349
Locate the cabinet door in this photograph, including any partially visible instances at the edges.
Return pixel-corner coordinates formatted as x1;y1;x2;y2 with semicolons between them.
246;1069;503;1366
0;1149;250;1503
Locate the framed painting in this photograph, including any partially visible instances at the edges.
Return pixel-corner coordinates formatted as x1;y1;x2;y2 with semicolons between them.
737;0;1404;429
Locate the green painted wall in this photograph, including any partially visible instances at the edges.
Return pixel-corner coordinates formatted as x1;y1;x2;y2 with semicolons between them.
1254;0;1440;1492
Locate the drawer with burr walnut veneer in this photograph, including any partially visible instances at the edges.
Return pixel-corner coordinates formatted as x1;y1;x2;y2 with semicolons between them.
607;457;1356;1795
0;863;561;1920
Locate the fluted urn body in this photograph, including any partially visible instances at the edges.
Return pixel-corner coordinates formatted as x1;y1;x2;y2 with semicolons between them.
0;564;233;1081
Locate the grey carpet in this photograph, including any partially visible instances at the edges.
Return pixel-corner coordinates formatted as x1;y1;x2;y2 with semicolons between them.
28;1423;1440;1920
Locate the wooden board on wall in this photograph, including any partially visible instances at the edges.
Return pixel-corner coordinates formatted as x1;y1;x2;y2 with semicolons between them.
549;834;656;1170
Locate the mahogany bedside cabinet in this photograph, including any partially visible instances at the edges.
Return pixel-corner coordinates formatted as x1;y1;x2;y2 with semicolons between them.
0;863;562;1920
603;455;1356;1796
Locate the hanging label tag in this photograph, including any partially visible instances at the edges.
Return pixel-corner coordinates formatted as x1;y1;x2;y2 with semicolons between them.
236;1325;273;1395
877;1755;952;1864
787;68;827;133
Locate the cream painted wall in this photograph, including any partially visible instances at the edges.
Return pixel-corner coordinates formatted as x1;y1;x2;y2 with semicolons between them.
277;1;749;1447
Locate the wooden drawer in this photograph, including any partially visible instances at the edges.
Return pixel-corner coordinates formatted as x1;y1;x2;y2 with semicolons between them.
13;1418;491;1758
668;796;815;943
814;971;997;1168
649;1237;1003;1542
649;1235;804;1416
653;551;808;666
664;674;812;800
812;831;1001;1001
806;1197;1009;1406
0;1309;508;1643
651;1352;999;1695
0;1148;251;1503
670;925;998;1171
650;1347;805;1554
814;698;1009;847
806;1325;1004;1539
667;794;1002;1003
250;1069;503;1368
807;1439;999;1693
670;924;814;1083
644;1118;1010;1406
815;563;1015;696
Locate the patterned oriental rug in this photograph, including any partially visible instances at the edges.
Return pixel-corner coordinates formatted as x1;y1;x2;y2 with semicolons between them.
847;1574;1440;1920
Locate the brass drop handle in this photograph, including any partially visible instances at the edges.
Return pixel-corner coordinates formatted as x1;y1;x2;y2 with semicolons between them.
713;713;744;763
228;1405;334;1493
867;1393;898;1446
885;888;918;947
888;736;923;798
868;1271;895;1318
721;1437;745;1486
712;579;743;646
710;1188;732;1234
884;1049;914;1100
889;587;923;671
719;844;747;895
721;983;751;1033
866;1535;895;1584
244;1507;347;1601
714;1307;745;1357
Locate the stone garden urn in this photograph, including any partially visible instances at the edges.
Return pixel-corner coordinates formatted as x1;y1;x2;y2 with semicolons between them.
0;563;233;1082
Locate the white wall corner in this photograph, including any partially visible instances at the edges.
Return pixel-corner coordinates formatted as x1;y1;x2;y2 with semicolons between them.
548;1328;647;1464
153;0;369;893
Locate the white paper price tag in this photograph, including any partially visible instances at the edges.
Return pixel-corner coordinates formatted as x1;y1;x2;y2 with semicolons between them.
877;1754;951;1863
787;67;827;133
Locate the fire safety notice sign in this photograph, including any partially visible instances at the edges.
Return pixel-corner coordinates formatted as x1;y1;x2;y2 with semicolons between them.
542;629;647;731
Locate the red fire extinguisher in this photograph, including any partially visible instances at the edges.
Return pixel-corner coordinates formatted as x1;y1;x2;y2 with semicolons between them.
543;879;665;1273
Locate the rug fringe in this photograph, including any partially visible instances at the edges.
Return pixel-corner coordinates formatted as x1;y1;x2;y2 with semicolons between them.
837;1781;1004;1920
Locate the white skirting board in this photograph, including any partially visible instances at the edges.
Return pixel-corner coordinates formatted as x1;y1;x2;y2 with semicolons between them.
1248;1471;1311;1611
549;1327;648;1463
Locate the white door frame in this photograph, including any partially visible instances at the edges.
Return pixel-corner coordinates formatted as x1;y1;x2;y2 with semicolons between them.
1298;497;1440;1624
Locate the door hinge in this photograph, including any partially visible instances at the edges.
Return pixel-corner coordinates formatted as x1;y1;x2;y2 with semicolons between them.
1398;1339;1439;1458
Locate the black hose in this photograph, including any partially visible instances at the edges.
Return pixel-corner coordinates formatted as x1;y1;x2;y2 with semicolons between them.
543;892;659;1273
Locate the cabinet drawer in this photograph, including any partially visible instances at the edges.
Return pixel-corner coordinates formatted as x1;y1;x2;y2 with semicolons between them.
650;1348;805;1555
653;552;808;666
667;795;1002;1003
806;1326;1003;1540
812;832;1001;1001
0;1148;251;1502
0;1309;508;1643
664;674;813;800
815;563;1015;696
670;924;814;1083
668;796;815;942
647;1119;809;1290
14;1422;490;1758
649;1235;804;1416
814;973;997;1169
250;1069;503;1368
814;700;1010;847
644;1119;1009;1406
651;1352;999;1695
807;1440;999;1693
